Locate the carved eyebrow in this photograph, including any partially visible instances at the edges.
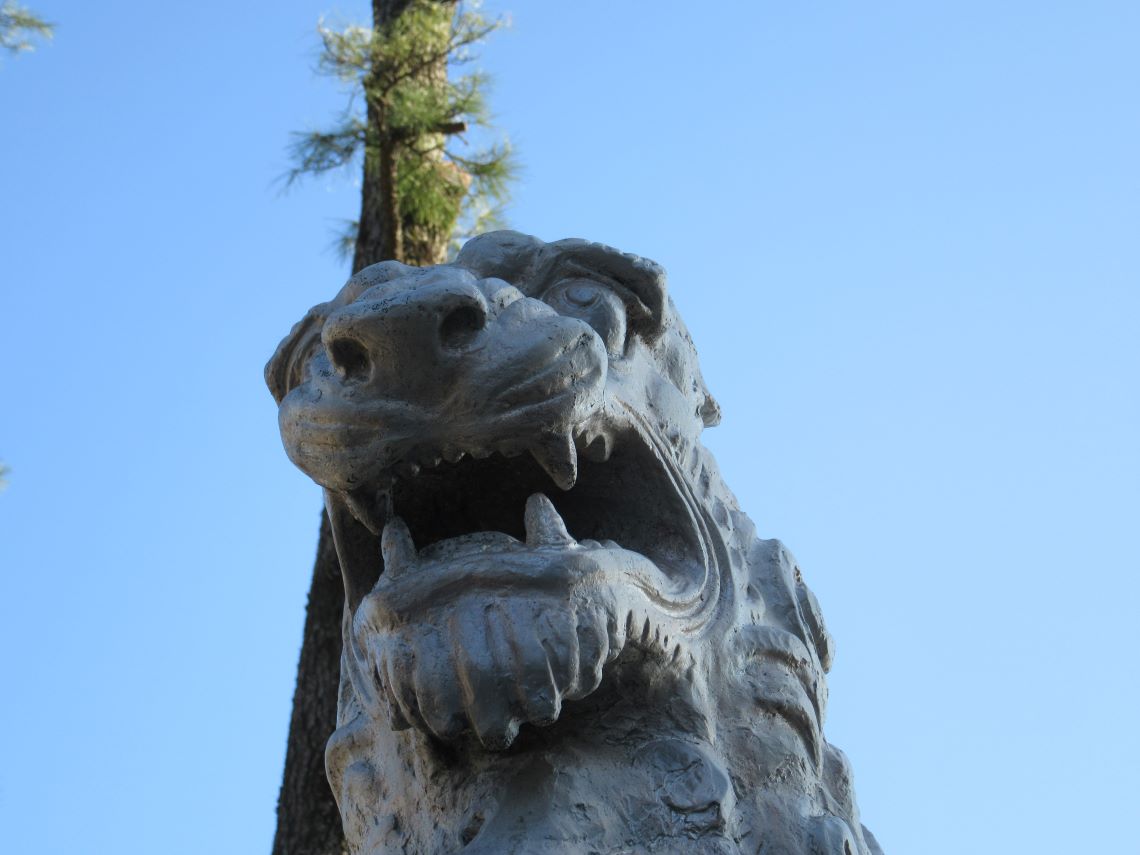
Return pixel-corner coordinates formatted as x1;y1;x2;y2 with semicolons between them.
530;241;667;340
548;262;653;324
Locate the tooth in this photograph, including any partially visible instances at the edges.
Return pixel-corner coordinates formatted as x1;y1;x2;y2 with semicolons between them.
530;432;578;490
345;489;384;535
582;431;612;463
381;516;417;578
524;493;575;546
442;446;465;463
496;438;526;458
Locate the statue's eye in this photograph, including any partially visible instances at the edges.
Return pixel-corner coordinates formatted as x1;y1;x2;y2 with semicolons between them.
563;282;601;308
544;278;628;356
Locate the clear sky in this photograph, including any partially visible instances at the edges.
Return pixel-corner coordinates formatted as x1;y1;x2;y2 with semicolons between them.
1;2;1137;853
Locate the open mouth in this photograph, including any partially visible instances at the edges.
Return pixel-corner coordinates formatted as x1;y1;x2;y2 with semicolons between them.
329;418;725;747
333;420;714;616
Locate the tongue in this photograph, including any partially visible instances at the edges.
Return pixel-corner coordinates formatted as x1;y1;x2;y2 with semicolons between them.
383;492;580;569
418;530;523;562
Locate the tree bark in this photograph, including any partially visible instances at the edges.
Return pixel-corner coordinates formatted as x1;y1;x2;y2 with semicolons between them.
270;514;348;855
272;3;458;854
352;105;402;274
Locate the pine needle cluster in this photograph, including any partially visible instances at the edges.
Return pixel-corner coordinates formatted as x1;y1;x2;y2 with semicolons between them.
285;0;515;265
0;1;53;56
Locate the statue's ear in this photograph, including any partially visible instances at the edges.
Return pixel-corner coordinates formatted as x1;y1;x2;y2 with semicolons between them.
265;302;331;404
700;391;722;428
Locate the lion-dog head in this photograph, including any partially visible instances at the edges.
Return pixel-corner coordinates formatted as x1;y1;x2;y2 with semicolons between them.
267;232;882;855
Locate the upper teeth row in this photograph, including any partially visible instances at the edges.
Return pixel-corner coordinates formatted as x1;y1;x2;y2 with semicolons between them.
392;423;614;491
343;422;616;535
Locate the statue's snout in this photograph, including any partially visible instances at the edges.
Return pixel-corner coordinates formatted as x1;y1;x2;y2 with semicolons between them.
322;276;489;392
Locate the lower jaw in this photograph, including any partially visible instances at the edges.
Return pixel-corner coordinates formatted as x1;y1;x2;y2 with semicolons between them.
355;575;706;749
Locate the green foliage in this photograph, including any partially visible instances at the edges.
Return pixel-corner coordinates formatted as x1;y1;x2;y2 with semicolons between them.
0;2;52;56
286;0;515;260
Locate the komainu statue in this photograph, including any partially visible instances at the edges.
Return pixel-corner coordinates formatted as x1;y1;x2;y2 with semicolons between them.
267;232;883;854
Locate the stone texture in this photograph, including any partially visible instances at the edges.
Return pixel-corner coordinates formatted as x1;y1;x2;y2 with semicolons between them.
267;231;883;854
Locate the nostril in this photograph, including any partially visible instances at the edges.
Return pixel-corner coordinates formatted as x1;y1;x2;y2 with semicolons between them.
438;303;486;350
329;337;371;380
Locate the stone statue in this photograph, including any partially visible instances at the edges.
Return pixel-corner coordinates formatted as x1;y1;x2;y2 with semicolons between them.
267;232;883;854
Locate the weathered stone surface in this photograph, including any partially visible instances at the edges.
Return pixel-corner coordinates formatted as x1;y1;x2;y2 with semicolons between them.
267;231;882;854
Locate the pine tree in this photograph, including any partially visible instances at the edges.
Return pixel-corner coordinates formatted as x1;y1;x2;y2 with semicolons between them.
285;0;512;270
273;4;512;853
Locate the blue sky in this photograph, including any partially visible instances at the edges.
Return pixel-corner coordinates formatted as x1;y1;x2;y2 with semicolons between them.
1;2;1137;852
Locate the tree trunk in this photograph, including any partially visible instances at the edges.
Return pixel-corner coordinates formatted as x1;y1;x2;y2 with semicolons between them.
352;105;402;274
270;514;347;855
271;3;457;853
